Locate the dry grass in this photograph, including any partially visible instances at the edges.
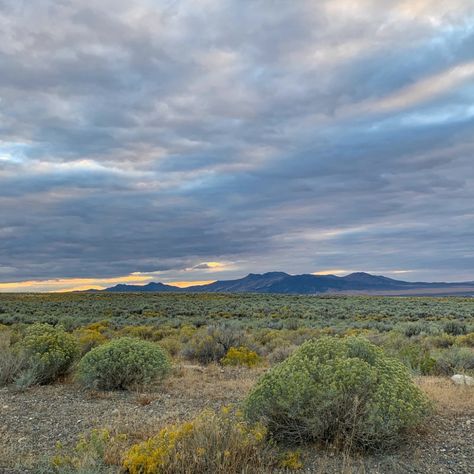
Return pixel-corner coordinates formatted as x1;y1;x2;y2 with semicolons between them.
0;364;260;471
85;389;114;400
164;362;261;402
0;330;25;386
1;370;472;473
416;376;474;415
135;393;156;406
122;408;274;474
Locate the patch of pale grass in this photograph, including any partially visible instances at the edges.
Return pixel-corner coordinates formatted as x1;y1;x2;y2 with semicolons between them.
416;376;474;415
163;362;262;403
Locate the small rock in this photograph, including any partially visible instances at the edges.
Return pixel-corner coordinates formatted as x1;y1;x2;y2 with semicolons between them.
451;374;474;386
112;408;120;415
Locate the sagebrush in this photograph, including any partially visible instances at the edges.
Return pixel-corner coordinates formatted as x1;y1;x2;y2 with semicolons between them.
76;337;170;390
18;323;78;384
244;336;431;451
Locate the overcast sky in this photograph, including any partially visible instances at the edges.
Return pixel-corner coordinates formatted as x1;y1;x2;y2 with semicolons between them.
1;0;474;291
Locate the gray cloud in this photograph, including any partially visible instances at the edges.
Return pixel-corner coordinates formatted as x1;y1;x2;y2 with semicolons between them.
1;0;474;286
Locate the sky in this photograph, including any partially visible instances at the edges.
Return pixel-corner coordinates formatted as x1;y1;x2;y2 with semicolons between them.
1;0;474;292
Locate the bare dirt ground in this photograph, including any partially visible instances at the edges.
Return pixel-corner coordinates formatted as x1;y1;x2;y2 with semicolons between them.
0;368;472;473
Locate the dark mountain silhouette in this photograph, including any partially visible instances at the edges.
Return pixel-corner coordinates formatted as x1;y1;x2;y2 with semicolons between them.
106;282;180;292
190;272;290;292
101;272;474;296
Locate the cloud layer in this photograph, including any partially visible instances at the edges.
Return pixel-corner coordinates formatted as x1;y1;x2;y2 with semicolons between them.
1;0;474;289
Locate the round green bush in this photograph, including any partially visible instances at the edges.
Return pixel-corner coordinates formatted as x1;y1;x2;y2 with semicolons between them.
244;337;431;450
19;323;79;384
443;321;467;336
76;337;171;390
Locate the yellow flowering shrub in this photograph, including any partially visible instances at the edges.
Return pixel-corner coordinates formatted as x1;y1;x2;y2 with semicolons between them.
456;332;474;347
119;325;160;341
85;321;110;333
158;335;182;356
343;328;372;337
244;336;431;451
123;408;273;473
73;328;107;355
178;324;196;342
221;346;261;367
279;450;303;470
123;421;194;473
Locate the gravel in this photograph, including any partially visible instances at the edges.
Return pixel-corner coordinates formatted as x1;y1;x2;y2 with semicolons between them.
0;371;472;473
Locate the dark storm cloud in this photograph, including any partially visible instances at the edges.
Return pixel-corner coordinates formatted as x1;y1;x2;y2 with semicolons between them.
1;0;474;287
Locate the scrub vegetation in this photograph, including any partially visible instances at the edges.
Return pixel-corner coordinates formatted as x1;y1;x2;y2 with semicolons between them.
0;292;473;473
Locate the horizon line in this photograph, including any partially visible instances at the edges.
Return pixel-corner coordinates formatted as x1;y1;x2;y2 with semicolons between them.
0;269;473;294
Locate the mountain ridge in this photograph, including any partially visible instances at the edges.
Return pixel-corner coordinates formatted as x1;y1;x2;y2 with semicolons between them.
102;272;474;296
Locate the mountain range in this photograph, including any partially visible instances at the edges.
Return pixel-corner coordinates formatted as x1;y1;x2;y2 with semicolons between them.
102;272;474;296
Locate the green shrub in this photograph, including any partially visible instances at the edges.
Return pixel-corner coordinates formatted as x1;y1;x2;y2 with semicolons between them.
433;346;474;375
13;364;41;391
397;343;437;375
119;325;160;341
181;325;246;364
18;323;78;384
158;335;182;356
443;321;467;336
76;337;171;390
268;344;297;365
254;334;289;356
0;330;26;386
73;328;108;356
284;318;300;330
402;322;425;338
244;337;430;451
428;334;455;348
0;348;25;387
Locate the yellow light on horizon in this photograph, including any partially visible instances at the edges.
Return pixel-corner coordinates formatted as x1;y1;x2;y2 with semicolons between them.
49;285;105;293
167;280;216;288
0;274;152;293
312;269;349;276
203;262;224;268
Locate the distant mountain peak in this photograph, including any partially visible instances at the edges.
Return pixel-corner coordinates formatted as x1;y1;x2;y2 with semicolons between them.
346;272;381;278
101;271;474;296
245;271;289;277
106;281;179;292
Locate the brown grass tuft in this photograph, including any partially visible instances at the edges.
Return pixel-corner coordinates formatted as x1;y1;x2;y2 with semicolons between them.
135;393;155;406
85;389;113;400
